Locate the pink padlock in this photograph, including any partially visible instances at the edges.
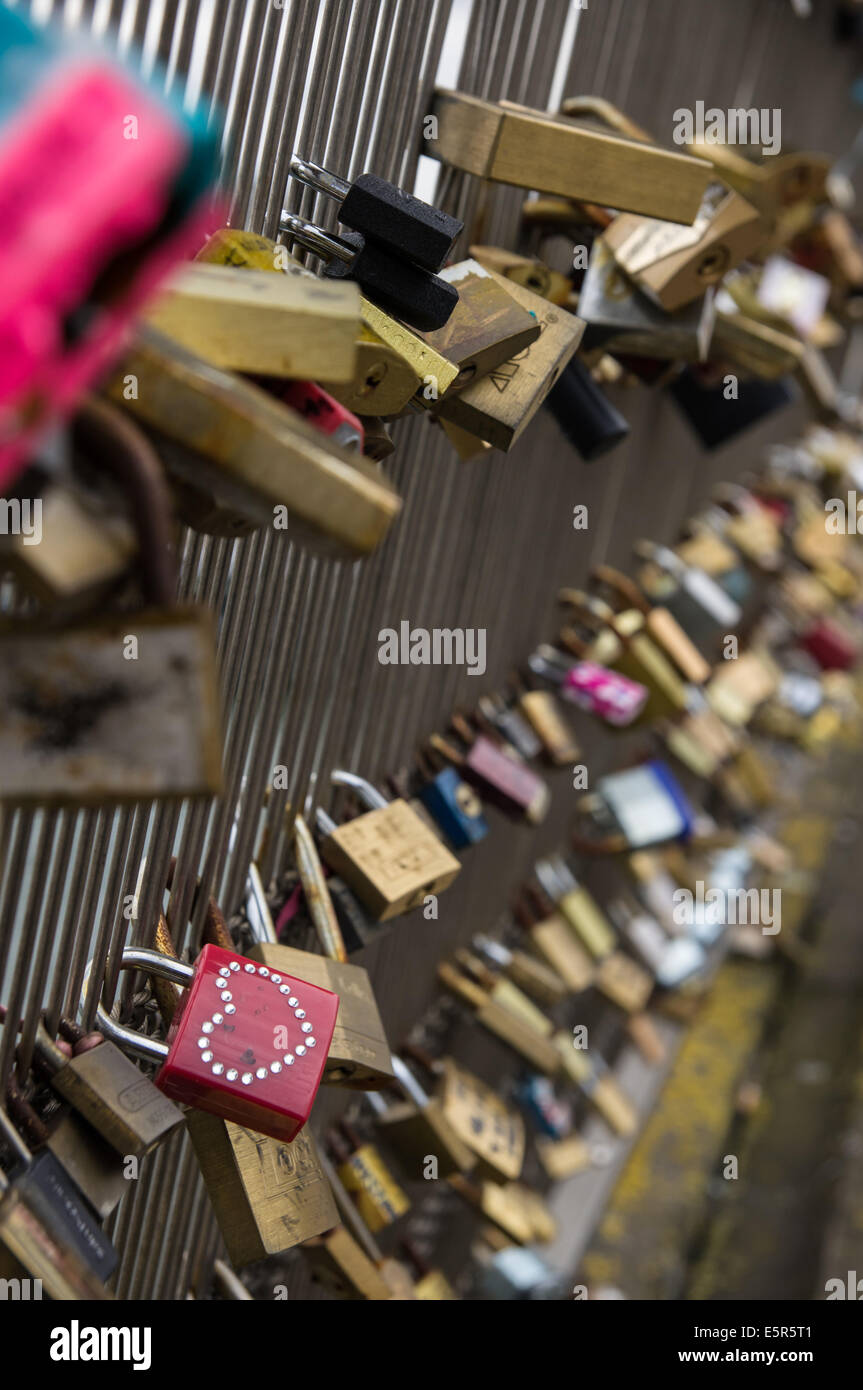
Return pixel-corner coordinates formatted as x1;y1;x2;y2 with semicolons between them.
527;647;649;728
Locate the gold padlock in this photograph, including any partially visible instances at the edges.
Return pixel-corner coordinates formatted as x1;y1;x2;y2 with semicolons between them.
515;885;596;994
366;1054;476;1178
436;1058;525;1182
436;959;562;1076
316;769;460;921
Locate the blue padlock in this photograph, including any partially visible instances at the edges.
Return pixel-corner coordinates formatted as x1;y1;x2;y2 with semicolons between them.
417;761;489;850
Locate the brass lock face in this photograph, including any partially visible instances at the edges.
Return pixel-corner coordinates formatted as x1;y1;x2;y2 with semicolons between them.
0;606;222;805
518;690;580;765
319;800;460;920
186;1112;338;1268
438;1059;525;1182
336;1142;410;1232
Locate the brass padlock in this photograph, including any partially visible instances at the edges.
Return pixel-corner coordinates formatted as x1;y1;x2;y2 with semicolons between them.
514;885;596;994
553;1039;638;1137
435;268;583;450
243;836;395;1090
512;680;581;766
43;1111;130;1221
303;1150;416;1300
152;912;339;1269
34;1019;183;1158
415;258;541;393
685;141;830;243
470;935;568;1010
469;244;573;305
366;1054;476;1178
448;1174;541;1246
437;957;562;1077
106;327;401;558
330;1122;410;1233
534;857;617;959
436;1058;525;1182
453;947;558;1038
143;260;361;382
316;769;460;921
428;90;711;222
589;564;712;686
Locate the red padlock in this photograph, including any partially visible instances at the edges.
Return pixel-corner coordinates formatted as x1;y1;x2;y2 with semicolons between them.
95;943;338;1142
799;618;858;671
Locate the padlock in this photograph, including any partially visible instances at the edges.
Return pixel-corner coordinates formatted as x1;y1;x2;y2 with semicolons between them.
435;268;583;450
281;212;457;332
476;692;543;761
427;90;711;222
514;885;596;994
517;1073;574;1145
244;836;395;1089
634;538;742;636
303;1150;416;1300
578;760;698;857
453;947;558;1039
436;1058;525;1182
143;260;360;381
289;154;462;271
475;1240;566;1299
415;259;541;393
558;587;691;718
603;183;764;312
0;401;224;806
95;941;338;1143
315;769;460;920
711;296;805;379
536;1131;593;1181
470;935;568;1010
149;911;339;1268
437;416;495;462
534;857;617;959
509;678;581;766
276;381;364;451
469;244;573;305
685;141;830;245
0;1137;114;1299
106;327;401;557
543;353;631;461
196;227;457;416
436;957;562;1075
33;1018;183;1158
415;745;489;850
366;1054;476;1178
798;616;858;670
553;1040;638;1137
589;564;711;685
527;645;649;728
669;364;798;450
330;1121;410;1233
705;649;780;726
711;484;784;572
448;1174;543;1246
578;238;715;362
674;520;753;608
0;0;220;489
429;717;549;823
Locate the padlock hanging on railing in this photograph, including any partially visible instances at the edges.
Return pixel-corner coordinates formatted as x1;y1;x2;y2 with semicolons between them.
314;769;460;921
527;645;650;728
365;1054;477;1179
94;942;338;1143
414;743;490;850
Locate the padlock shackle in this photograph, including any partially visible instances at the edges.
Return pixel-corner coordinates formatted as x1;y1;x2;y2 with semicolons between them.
95;1005;170;1065
279;211;351;266
390;1054;430;1108
91;947;193;1065
331;769;389;810
289;154;350;201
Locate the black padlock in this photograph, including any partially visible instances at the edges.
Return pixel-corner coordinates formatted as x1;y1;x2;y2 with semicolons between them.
289;156;463;272
544;356;630;460
668;367;797;449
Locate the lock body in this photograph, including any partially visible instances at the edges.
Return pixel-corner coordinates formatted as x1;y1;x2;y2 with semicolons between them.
375;1097;476;1177
246;941;393;1089
45;1112;130;1220
461;735;549;822
596;761;695;850
438;1060;525;1181
319;799;460;920
417;766;489;848
186;1113;338;1268
518;690;580;764
0;606;222;805
9;1150;117;1282
42;1036;183;1156
337;1142;410;1232
155;943;339;1142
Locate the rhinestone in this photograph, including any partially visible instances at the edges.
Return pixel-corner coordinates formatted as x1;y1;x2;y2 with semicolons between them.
244;964;256;974
301;1021;312;1033
197;1037;208;1049
279;985;290;995
213;978;223;987
225;1004;236;1015
258;967;270;977
212;1013;223;1026
226;1068;238;1081
212;1063;224;1076
202;1051;213;1063
295;1045;306;1057
202;1022;214;1034
283;1054;295;1066
241;1072;253;1085
271;974;282;984
307;1037;316;1048
219;966;230;976
288;997;298;1007
256;1067;268;1080
229;962;240;972
221;991;232;1003
294;1008;306;1020
270;1061;282;1074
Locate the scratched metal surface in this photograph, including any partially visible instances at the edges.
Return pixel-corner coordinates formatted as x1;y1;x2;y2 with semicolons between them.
0;0;858;1298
